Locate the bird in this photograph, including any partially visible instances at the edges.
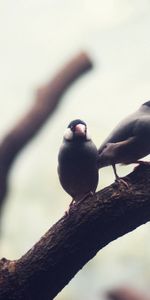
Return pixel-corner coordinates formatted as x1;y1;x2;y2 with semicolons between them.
98;101;150;180
58;119;99;202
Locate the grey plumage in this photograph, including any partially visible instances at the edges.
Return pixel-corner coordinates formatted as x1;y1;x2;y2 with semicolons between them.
98;101;150;177
58;119;99;201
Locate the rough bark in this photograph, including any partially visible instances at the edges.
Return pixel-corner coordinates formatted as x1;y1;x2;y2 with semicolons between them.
0;164;150;300
0;52;92;214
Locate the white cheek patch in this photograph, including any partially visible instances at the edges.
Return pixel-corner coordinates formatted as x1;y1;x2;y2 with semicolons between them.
64;128;73;140
86;130;91;141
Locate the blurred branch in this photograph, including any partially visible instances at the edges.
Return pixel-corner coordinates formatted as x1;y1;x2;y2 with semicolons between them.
106;286;150;300
0;52;93;214
1;164;150;300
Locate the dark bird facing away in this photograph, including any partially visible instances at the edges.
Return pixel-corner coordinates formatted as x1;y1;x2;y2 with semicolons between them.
58;119;99;201
98;101;150;179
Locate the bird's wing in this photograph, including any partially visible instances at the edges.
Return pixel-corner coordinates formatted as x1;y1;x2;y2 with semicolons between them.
132;115;150;138
98;109;143;154
98;136;137;168
98;118;136;153
98;115;150;167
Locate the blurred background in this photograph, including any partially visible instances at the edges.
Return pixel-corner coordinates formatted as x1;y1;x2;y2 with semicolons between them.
1;0;150;299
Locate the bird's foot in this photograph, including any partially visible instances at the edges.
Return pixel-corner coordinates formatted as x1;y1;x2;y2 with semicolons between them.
112;164;129;188
78;191;94;202
64;198;76;217
64;192;94;217
76;191;94;204
69;198;76;208
114;176;129;189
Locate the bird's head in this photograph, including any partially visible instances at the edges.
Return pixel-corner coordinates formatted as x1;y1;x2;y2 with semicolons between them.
64;119;91;141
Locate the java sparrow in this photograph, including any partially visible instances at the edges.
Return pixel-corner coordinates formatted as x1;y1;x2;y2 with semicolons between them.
98;101;150;179
58;119;99;202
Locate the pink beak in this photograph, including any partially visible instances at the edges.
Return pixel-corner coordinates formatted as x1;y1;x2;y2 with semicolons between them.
75;124;86;136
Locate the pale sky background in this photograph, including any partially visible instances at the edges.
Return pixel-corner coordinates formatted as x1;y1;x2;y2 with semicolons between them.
1;1;150;300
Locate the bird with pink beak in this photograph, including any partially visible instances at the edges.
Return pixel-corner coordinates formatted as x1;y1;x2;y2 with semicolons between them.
58;119;99;202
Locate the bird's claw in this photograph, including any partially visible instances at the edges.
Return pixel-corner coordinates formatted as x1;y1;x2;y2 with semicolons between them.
64;192;95;217
64;198;76;216
69;198;76;208
77;191;94;203
114;177;129;189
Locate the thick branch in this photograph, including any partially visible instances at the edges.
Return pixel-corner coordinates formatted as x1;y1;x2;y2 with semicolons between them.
0;164;150;300
0;52;92;211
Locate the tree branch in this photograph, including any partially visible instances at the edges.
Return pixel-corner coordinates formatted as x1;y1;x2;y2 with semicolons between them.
0;52;92;213
0;164;150;300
